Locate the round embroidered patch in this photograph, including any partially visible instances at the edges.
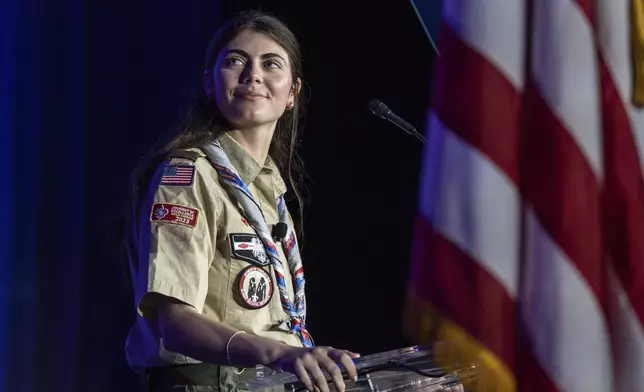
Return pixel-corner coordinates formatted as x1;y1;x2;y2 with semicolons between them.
237;266;273;309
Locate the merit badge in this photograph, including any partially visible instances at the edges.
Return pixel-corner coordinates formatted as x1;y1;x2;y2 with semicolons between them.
230;233;270;266
160;165;195;186
236;266;273;309
150;203;199;228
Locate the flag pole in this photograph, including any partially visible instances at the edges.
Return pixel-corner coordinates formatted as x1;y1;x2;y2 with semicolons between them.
409;0;441;56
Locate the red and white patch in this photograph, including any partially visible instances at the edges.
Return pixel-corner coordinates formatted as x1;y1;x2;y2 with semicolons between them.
230;233;269;266
237;266;273;309
241;217;249;226
150;203;199;228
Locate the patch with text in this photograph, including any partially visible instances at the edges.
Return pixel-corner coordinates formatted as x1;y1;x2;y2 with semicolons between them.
236;266;273;309
150;203;199;228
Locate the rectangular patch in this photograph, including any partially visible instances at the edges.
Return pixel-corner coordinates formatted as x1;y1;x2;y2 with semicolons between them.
230;233;270;266
160;165;195;186
150;203;199;228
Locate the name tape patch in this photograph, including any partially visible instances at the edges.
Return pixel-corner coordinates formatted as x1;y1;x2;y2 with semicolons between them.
150;203;199;228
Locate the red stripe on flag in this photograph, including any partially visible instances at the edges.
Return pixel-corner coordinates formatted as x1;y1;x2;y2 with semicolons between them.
522;82;607;311
431;22;522;184
598;58;644;326
409;214;517;372
573;0;596;27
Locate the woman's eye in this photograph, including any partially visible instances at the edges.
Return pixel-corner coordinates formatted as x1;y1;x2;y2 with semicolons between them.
225;57;244;66
264;60;281;69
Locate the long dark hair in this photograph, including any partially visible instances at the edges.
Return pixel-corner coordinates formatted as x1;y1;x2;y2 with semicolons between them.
128;10;307;238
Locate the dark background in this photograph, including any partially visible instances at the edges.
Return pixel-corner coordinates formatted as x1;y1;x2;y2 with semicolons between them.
0;0;439;390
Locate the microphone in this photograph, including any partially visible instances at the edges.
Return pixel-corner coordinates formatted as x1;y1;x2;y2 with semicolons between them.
272;222;288;241
367;99;426;144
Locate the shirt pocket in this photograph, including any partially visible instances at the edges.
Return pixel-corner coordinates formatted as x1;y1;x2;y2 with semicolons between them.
216;206;292;326
222;256;277;325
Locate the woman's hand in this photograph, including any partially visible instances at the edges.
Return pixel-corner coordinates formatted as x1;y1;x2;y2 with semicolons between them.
270;346;360;392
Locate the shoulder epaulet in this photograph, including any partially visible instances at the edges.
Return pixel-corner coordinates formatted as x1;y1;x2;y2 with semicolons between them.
167;148;206;162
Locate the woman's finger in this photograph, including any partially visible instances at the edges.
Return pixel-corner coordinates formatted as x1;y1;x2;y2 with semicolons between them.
318;353;346;392
306;361;331;392
343;350;360;359
329;350;358;382
293;359;314;392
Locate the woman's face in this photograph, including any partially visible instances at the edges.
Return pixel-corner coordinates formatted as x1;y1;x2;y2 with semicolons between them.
206;29;299;129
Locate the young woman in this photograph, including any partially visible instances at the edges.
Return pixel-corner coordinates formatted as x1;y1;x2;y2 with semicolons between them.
124;10;359;392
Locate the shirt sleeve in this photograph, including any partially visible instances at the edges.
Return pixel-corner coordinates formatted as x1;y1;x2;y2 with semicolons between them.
133;157;217;316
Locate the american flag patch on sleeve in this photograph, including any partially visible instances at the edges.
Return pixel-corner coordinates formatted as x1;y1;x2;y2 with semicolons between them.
160;165;195;186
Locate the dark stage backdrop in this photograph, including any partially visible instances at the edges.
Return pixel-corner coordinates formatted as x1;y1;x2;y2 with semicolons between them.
0;0;438;390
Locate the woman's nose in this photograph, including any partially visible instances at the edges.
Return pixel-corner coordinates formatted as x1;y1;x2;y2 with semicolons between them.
240;62;263;84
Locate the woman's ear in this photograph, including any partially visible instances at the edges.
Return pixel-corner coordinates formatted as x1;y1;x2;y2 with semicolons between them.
286;78;302;110
292;77;302;96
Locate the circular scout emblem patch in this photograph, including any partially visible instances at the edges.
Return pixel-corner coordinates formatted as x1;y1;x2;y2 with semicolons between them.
237;266;273;309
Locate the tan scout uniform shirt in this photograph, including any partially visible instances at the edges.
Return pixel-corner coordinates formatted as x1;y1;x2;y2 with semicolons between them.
126;133;303;372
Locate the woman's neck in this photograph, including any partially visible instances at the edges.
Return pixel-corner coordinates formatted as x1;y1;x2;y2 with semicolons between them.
226;123;276;164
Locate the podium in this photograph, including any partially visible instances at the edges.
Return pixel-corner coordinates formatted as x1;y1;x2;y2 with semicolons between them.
241;345;479;392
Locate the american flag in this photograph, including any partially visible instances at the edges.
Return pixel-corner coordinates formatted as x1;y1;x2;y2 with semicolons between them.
404;1;644;391
160;165;195;185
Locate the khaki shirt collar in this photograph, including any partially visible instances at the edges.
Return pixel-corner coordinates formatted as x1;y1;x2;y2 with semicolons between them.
217;132;288;196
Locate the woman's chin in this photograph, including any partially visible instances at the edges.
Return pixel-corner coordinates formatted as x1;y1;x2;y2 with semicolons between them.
225;111;278;130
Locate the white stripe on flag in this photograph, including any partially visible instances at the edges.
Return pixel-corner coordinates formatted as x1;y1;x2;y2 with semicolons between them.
531;0;603;179
596;0;644;175
521;208;613;392
419;113;520;299
442;0;527;90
